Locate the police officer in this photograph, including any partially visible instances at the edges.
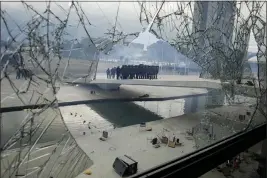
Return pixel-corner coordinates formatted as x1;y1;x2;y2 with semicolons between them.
125;65;129;79
129;65;133;79
106;68;110;79
144;65;149;79
16;66;21;79
121;65;126;79
133;65;137;79
116;66;121;80
156;66;159;79
141;65;144;79
110;67;114;79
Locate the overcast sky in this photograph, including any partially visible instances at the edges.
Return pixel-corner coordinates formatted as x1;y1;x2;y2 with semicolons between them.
2;1;266;53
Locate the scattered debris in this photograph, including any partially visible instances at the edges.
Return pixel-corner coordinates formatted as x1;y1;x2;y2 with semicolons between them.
83;169;92;175
99;131;109;141
146;127;152;131
151;138;158;145
83;120;86;124
139;122;146;131
176;142;183;146
99;137;106;141
113;155;138;177
153;144;160;148
139;94;149;98
161;136;168;144
176;138;180;145
103;131;108;139
140;122;146;127
168;140;176;148
83;132;86;135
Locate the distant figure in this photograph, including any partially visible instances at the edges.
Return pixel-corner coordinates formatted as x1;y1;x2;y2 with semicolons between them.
16;67;21;79
106;68;110;79
111;67;116;79
20;68;27;80
116;66;121;80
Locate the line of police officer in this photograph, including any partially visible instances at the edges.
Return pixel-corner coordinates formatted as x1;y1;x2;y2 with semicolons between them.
106;64;159;80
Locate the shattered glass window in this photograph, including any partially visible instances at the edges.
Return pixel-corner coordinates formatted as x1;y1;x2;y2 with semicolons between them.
1;1;266;178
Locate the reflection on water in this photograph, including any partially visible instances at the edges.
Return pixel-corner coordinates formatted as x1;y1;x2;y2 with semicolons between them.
135;89;226;119
88;89;226;127
134;96;207;119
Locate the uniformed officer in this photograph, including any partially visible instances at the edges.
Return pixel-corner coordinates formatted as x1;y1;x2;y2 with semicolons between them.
106;68;110;79
116;66;121;79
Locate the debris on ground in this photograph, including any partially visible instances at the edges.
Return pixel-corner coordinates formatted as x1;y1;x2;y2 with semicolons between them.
139;94;149;98
139;122;146;131
151;138;158;145
83;169;92;175
113;155;138;177
102;131;108;139
168;140;176;148
153;144;160;148
99;131;109;141
99;137;106;141
146;127;152;131
161;136;168;144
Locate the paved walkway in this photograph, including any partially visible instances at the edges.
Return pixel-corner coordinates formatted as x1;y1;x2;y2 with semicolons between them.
57;84;265;178
60;104;263;178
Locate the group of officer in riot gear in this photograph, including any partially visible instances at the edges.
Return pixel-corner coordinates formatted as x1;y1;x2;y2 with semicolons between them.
106;64;159;80
15;66;33;80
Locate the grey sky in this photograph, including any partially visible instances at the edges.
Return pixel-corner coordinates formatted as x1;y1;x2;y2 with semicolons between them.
2;1;265;53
